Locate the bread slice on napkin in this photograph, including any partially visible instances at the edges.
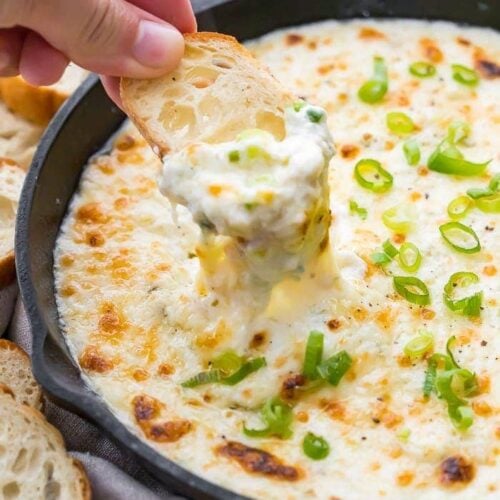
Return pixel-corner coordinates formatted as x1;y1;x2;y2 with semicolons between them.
0;392;91;500
0;339;43;410
0;64;88;126
120;32;294;156
0;158;25;289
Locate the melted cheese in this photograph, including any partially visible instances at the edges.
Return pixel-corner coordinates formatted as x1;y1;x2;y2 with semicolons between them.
55;20;500;500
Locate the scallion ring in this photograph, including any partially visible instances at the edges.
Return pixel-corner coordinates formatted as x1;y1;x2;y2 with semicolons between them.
447;196;473;220
404;331;434;359
428;142;490;176
403;139;421;166
243;397;293;439
398;242;422;273
358;56;388;104
382;239;399;259
382;204;415;234
303;432;330;460
452;64;480;86
439;221;481;254
476;192;500;213
393;276;431;305
386;111;415;135
317;351;353;386
409;61;436;78
443;272;483;317
354;159;393;193
447;121;471;144
302;330;324;381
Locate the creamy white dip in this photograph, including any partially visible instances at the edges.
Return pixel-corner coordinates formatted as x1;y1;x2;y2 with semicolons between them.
160;103;335;284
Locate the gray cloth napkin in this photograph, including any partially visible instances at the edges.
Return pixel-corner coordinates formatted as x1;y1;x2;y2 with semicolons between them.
1;294;184;500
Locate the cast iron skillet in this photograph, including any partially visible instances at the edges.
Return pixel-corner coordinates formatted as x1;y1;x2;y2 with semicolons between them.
16;0;499;498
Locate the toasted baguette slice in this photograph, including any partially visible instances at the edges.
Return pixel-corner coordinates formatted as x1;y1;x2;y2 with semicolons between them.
121;32;294;156
0;339;43;410
0;64;89;126
0;158;25;288
0;392;91;500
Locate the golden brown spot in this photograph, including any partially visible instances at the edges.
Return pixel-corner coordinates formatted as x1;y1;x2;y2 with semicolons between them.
340;144;360;160
86;231;105;247
133;369;149;382
410;192;422;202
60;284;76;297
417;166;429;176
359;27;386;40
390;446;403;459
456;37;471;46
195;319;231;350
117;152;144;164
375;309;394;330
338;92;348;103
59;254;75;267
281;374;306;400
249;331;267;349
372;403;403;429
474;59;500;79
286;33;304;46
327;318;341;331
352;307;368;322
478;374;491;394
98;303;125;334
472;400;493;417
397;355;412;368
307;40;317;50
439;455;475;486
483;265;497;277
397;471;414;487
396;94;410;107
115;134;137;151
317;63;335;75
157;363;175;377
98;162;115;175
320;399;346;422
79;345;115;373
114;197;129;210
420;308;436;320
217;441;301;481
296;411;309;423
208;185;223;196
420;37;443;63
392;233;406;244
77;203;108;224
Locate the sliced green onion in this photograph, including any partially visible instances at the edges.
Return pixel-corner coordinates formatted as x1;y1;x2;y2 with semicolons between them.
398;242;422;273
349;200;368;220
181;370;222;388
307;108;325;123
386;112;415;135
404;331;434;359
447;196;473;219
354;159;393;193
303;432;330;460
439;222;481;254
445;336;460;369
247;145;272;161
221;358;266;386
403;139;421;166
358;56;388;104
443;272;483;317
476;192;500;213
409;61;436;78
396;428;411;442
423;356;438;398
302;330;324;381
466;187;493;199
371;252;392;265
452;64;480;86
447;121;471;144
489;174;500;192
293;100;306;112
428;142;490;176
212;350;243;373
317;351;352;386
382;239;399;259
228;150;240;162
382;204;415;234
243;398;293;439
393;276;430;305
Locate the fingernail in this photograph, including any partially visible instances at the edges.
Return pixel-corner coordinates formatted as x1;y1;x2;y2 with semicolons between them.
133;20;183;68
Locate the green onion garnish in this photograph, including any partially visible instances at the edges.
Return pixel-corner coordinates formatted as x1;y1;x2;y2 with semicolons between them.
490;173;500;192
228;150;240;162
386;112;415;135
358;56;388;104
443;272;483;317
409;61;436;78
404;331;434;359
452;64;480;86
307;108;325;123
403;139;421;166
382;204;415;234
447;121;471;144
349;200;368;220
393;276;431;305
467;187;494;199
293;100;306;112
302;330;324;381
476;192;500;213
428;141;490;176
371;252;392;265
382;239;399;259
447;196;473;219
398;242;422;273
243;397;293;439
317;351;353;386
181;351;266;388
439;221;481;254
303;432;330;460
354;159;393;193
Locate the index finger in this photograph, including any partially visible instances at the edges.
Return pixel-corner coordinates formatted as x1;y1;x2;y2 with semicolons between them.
128;0;197;33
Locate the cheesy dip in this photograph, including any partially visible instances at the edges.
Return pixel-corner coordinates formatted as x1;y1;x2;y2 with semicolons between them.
55;20;499;499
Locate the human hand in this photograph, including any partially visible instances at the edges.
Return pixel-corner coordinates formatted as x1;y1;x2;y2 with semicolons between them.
0;0;196;105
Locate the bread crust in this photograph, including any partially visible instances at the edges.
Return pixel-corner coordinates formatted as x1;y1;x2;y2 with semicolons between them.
0;249;15;289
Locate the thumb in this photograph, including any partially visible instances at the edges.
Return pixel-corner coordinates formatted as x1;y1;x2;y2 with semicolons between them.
0;0;185;78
